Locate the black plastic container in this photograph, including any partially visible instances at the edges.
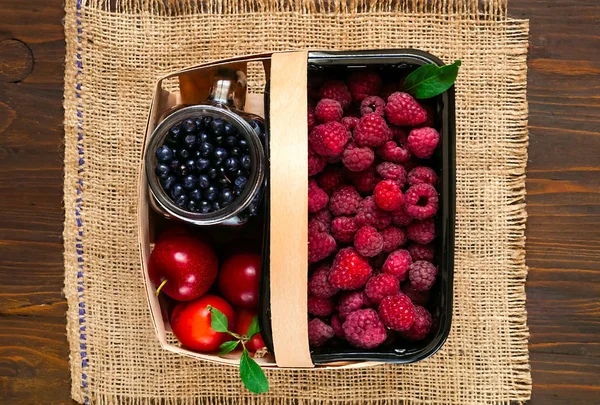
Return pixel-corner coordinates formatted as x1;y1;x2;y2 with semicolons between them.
259;49;455;365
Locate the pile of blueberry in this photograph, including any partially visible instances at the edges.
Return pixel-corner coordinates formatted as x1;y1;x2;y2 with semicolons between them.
154;115;259;214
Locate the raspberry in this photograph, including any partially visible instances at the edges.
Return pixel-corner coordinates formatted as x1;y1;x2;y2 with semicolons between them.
308;295;335;317
376;140;411;163
409;260;437;291
391;208;413;226
317;166;343;195
402;305;432;340
308;104;317;132
390;125;409;143
364;273;400;305
376;162;407;187
309;121;350;157
420;102;437;128
348;71;382;101
381;226;407;252
350;167;379;194
315;98;343;123
354;225;384;257
408;243;435;262
331;216;359;243
341;141;375;172
308;179;329;213
308;264;338;298
341;116;359;130
354;114;391;147
328;247;373;290
360;96;385;117
407;127;440;159
385;92;427;127
331;314;345;338
378;293;416;332
374;180;404;211
329;185;362;216
308;318;335;347
337;290;368;319
408;166;438;187
404;183;439;219
312;209;332;231
342;309;387;349
401;282;431;306
355;196;392;230
319;80;352;109
308;147;326;176
382;249;412;281
407;218;435;244
308;218;336;263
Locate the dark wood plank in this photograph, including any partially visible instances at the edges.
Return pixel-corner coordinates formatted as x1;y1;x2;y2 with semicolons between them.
0;0;598;404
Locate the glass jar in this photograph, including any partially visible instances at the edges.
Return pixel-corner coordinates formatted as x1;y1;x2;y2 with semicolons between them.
144;69;266;226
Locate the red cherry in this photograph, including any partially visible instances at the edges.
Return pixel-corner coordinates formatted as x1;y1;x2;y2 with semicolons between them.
235;309;266;352
218;253;261;309
171;295;236;353
148;234;218;301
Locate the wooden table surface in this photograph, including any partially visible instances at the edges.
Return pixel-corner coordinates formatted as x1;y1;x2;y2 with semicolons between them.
0;1;598;404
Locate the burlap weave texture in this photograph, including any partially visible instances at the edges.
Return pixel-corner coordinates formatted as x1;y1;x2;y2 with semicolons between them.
63;0;530;403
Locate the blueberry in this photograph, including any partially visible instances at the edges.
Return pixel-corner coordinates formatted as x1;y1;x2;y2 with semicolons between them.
226;157;239;173
224;122;235;135
184;133;197;148
217;176;230;188
186;200;197;212
164;134;178;146
160;175;176;190
217;166;226;176
182;174;197;190
169;159;180;171
197;131;209;144
194;150;202;158
185;159;196;173
155;145;174;162
189;188;202;201
176;163;189;176
210;118;225;136
178;149;190;159
155;163;170;178
234;175;248;189
201;116;213;128
199;142;214;157
182;118;197;133
175;194;188;208
235;169;249;179
225;136;237;147
169;125;182;141
241;155;251;170
194;118;204;129
238;138;249;151
198;200;211;213
220;188;234;205
204;186;218;201
212;201;221;211
214;147;228;160
213;157;225;167
249;119;264;135
170;184;184;199
207;168;218;180
198;175;210;189
230;147;241;158
196;158;210;173
213;135;225;146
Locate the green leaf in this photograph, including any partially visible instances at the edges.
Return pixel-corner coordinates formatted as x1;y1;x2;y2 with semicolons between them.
246;316;260;338
239;349;269;394
403;60;461;99
206;305;229;333
218;340;240;355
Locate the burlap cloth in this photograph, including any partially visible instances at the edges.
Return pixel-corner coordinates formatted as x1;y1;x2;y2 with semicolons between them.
63;0;530;403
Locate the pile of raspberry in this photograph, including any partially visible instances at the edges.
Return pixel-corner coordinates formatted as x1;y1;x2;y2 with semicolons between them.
307;71;440;350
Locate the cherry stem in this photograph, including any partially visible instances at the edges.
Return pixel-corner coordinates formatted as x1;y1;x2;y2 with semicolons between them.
155;279;168;296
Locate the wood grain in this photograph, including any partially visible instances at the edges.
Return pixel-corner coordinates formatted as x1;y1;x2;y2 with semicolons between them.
0;0;598;403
